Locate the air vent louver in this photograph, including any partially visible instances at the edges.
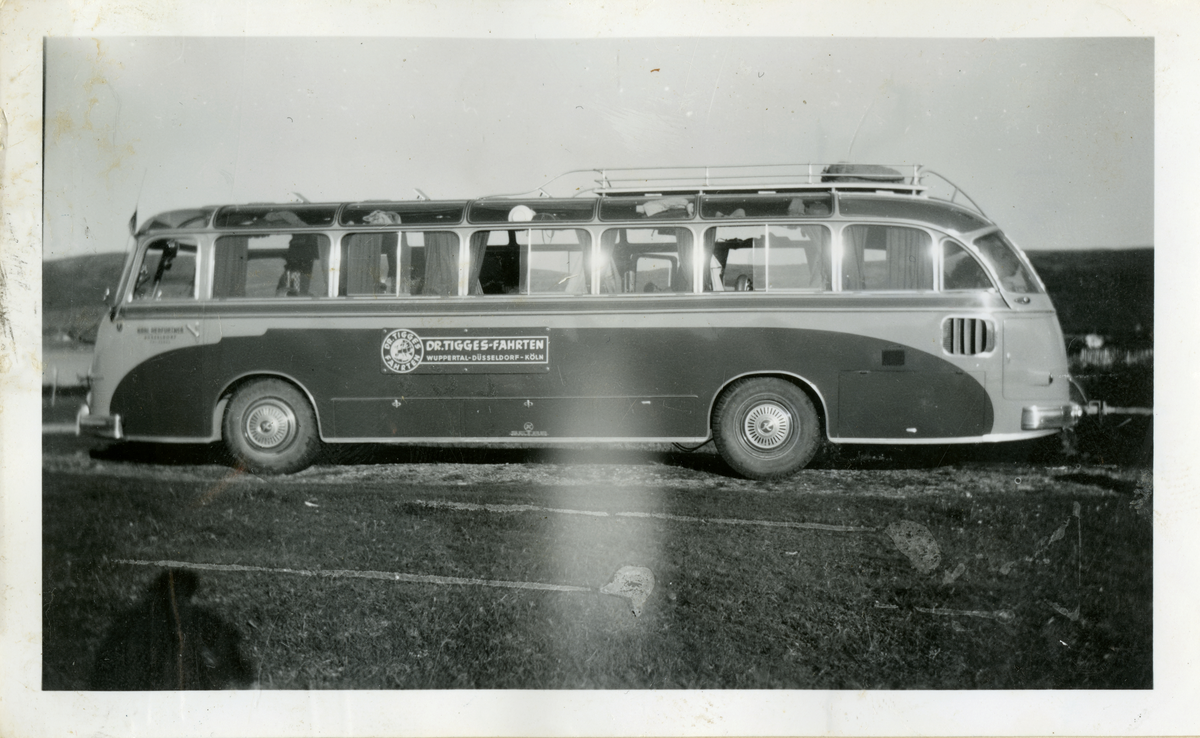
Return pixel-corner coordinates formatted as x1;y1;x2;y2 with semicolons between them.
943;317;995;355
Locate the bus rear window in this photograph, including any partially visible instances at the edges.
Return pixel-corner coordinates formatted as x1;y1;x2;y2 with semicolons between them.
942;240;994;291
213;233;332;299
841;225;933;291
973;231;1041;294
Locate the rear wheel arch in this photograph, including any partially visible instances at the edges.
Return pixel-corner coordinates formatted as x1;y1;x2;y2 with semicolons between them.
710;372;829;436
710;373;827;480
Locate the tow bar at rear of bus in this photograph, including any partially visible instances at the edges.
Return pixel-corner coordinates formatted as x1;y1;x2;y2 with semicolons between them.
1081;401;1153;419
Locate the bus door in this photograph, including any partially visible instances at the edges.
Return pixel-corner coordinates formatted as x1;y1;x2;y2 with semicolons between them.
108;236;220;438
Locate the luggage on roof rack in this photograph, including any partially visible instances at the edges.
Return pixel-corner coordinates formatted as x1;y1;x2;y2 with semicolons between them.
819;163;906;183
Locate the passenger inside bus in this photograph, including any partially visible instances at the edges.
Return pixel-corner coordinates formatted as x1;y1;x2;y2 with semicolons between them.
213;233;329;299
275;234;321;297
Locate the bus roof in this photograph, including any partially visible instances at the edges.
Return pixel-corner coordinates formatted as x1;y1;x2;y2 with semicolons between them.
135;164;993;236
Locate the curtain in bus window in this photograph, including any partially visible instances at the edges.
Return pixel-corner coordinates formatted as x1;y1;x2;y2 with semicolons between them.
702;229;719;291
599;229;622;294
885;227;933;290
343;234;383;295
467;232;489;295
673;228;694;292
842;226;868;291
801;227;832;289
213;236;249;298
423;231;459;296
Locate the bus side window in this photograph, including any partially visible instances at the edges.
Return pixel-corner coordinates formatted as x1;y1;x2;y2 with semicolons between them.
942;240;994;291
213;233;331;299
600;227;693;294
469;230;523;295
468;229;591;295
767;224;831;290
526;229;591;295
341;232;398;296
841;225;933;291
131;240;197;301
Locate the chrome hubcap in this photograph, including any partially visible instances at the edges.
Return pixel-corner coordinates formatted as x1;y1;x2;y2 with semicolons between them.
244;400;297;450
743;402;792;450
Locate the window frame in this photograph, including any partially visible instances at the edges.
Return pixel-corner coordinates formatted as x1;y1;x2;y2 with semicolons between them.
210;231;336;300
126;237;201;303
704;222;832;293
939;238;998;292
597;225;697;296
468;227;594;297
833;221;937;294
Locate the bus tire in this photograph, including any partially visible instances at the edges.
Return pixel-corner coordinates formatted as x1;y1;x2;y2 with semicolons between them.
223;378;320;474
712;378;821;480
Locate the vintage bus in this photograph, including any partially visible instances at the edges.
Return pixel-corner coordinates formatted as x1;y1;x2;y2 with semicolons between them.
76;164;1081;478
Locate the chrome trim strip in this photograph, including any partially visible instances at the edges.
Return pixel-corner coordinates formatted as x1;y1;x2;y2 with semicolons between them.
319;436;713;445
834;430;1058;445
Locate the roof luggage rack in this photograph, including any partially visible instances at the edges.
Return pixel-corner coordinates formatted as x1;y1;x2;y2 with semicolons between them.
484;163;986;216
589;163;929;195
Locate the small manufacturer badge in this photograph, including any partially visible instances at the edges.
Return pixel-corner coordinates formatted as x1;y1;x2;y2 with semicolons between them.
381;329;424;374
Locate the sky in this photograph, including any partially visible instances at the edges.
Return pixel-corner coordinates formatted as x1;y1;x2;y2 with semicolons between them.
42;37;1153;261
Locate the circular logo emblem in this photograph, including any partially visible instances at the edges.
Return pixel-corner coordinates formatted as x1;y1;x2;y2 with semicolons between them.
381;329;424;373
524;422;534;432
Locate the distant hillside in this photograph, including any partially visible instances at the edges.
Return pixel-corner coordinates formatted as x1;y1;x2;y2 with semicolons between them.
1026;248;1153;344
43;252;127;311
42;248;1154;346
43;252;126;343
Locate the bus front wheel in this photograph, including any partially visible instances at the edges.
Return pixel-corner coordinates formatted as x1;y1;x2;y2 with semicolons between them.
223;378;320;474
713;378;821;480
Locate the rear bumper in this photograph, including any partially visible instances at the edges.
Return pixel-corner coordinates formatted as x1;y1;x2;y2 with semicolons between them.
1021;403;1083;431
76;404;123;439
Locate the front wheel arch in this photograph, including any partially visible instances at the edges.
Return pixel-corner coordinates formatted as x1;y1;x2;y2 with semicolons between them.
221;376;321;474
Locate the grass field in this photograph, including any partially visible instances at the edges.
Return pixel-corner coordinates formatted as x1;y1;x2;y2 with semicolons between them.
43;439;1151;690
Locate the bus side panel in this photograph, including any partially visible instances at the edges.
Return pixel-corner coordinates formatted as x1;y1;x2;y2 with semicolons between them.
838;370;990;438
108;347;214;438
107;321;993;443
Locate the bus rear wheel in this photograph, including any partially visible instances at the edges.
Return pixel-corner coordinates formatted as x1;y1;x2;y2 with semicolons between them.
712;378;821;480
223;378;320;474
